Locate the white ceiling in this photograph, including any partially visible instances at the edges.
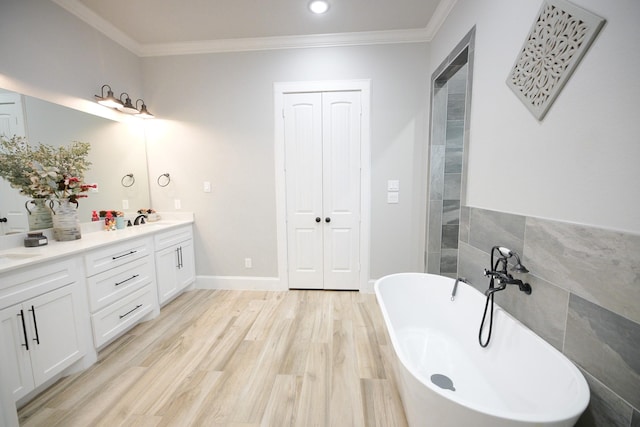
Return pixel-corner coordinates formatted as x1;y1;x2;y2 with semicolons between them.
52;0;455;56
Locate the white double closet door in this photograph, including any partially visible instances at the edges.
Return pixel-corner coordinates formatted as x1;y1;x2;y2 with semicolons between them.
284;91;361;290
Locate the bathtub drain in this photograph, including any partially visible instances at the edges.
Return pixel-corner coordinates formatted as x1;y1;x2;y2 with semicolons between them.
431;374;455;391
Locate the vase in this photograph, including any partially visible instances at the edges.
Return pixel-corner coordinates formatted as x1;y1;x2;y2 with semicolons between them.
25;199;53;231
49;199;82;241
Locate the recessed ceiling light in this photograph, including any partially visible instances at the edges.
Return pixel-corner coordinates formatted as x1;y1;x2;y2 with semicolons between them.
309;0;329;14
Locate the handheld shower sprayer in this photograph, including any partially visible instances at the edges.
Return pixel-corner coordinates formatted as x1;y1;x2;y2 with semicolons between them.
479;246;532;347
496;246;529;273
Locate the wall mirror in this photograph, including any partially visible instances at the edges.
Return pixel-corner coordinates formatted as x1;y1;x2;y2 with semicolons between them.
0;88;151;235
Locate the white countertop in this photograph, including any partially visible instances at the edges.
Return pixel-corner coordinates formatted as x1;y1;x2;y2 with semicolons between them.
0;213;194;274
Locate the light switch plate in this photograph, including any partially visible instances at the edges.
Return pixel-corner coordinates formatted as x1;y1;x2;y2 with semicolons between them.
387;180;400;191
387;192;399;204
174;199;181;209
122;199;129;210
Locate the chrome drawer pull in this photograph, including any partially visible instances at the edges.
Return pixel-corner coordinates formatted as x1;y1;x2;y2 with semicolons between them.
119;304;143;319
115;274;140;287
112;250;137;260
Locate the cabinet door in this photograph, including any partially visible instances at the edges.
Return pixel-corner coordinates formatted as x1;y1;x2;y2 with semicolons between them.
0;304;35;401
176;239;196;292
27;285;84;387
155;245;179;305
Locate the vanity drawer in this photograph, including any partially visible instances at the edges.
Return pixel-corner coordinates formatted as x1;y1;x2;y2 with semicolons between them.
0;258;78;310
85;237;152;277
91;285;154;348
154;225;193;251
86;257;153;312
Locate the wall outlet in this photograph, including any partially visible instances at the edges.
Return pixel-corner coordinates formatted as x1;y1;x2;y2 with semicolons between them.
244;258;252;268
203;181;211;193
174;199;181;209
122;199;129;210
387;179;400;191
387;192;399;204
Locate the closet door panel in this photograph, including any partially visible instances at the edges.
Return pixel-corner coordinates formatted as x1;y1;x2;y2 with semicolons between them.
284;92;324;289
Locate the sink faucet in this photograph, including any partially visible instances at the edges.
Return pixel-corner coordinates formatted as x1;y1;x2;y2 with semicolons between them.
483;246;532;296
133;214;147;225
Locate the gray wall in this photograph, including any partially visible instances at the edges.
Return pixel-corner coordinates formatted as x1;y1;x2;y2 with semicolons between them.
0;0;142;113
431;0;640;234
431;0;640;425
141;44;430;281
459;207;640;426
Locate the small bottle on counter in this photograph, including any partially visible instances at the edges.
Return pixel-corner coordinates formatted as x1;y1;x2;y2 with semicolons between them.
105;211;116;231
24;232;48;247
91;210;100;221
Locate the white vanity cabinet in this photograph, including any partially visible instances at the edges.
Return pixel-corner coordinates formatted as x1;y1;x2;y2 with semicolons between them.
154;225;195;305
0;258;86;401
84;237;158;348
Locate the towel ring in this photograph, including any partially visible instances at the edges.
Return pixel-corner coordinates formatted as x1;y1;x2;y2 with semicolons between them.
157;173;171;187
121;173;135;187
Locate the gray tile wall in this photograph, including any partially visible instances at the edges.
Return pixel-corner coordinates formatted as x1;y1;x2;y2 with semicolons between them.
426;64;468;277
458;206;640;426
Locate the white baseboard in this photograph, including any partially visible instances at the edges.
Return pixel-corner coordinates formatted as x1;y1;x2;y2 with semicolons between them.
196;276;375;293
196;275;286;291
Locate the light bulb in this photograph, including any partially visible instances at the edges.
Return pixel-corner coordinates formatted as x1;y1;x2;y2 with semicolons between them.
309;0;329;14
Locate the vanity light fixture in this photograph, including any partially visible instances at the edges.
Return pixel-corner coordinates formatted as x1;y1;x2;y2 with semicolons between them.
309;0;329;14
95;85;156;118
119;93;139;114
95;84;123;109
135;99;155;119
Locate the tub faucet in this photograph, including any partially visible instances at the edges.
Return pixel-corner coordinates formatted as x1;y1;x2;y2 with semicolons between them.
479;246;532;347
451;277;468;301
483;246;532;296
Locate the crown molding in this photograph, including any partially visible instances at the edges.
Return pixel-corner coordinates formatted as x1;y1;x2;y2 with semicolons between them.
52;0;456;57
424;0;458;40
140;28;432;57
51;0;144;56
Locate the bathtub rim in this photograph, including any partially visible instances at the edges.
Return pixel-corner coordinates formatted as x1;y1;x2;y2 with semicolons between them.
374;272;590;425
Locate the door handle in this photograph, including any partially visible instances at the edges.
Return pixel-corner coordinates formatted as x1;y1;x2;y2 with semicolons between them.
315;217;321;223
325;217;331;223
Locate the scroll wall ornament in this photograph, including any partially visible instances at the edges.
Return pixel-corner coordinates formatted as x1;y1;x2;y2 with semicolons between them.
506;0;605;120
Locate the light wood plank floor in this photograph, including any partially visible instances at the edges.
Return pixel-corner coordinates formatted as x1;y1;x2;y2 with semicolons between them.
18;289;408;427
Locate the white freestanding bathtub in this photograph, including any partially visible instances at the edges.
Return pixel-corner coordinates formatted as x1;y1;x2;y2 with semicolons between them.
374;273;589;427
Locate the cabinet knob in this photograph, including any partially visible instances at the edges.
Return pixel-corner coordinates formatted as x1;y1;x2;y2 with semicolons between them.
0;217;7;223
325;217;331;223
315;217;321;223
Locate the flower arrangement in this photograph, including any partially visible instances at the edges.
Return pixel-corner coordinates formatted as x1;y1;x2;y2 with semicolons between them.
0;135;93;203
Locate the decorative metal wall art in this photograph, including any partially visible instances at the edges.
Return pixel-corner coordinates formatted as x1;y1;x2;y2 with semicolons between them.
506;0;605;120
